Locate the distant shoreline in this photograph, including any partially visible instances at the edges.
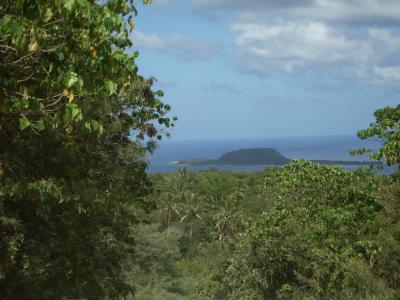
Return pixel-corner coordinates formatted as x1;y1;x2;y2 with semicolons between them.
175;148;379;167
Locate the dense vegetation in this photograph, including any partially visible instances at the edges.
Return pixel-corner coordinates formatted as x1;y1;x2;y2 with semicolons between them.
1;1;399;299
130;162;400;299
0;0;174;299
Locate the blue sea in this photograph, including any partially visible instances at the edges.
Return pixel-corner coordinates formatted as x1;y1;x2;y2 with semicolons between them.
147;135;391;173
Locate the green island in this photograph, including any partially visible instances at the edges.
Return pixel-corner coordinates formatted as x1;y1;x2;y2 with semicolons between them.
177;147;378;166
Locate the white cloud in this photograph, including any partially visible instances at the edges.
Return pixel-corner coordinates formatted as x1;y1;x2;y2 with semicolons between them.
229;21;400;82
233;22;373;64
187;0;400;83
134;31;164;48
374;66;400;81
132;31;220;61
231;22;377;75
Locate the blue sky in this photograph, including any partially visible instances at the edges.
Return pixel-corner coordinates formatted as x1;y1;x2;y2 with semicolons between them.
131;0;400;140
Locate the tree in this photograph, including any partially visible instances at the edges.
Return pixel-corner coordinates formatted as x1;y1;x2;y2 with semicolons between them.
180;191;203;242
213;190;242;241
158;192;182;235
353;105;400;171
205;161;391;299
0;0;174;299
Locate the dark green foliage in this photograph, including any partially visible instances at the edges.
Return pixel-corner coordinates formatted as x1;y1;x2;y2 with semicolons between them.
128;169;267;298
369;179;400;291
212;148;290;165
179;148;290;165
129;165;400;299
0;0;173;299
203;161;399;299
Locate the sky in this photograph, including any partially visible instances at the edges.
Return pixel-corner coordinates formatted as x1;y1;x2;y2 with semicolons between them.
131;0;400;140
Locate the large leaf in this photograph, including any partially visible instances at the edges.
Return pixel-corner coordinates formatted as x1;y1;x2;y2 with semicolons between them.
63;71;79;88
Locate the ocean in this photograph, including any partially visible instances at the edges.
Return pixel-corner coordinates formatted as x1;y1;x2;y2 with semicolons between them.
146;135;390;173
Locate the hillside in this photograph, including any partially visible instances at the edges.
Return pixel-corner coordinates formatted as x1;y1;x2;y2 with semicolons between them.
178;148;291;165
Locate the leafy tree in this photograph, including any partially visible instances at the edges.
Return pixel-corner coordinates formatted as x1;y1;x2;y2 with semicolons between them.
353;105;400;171
369;178;400;292
0;0;174;299
131;167;399;299
205;161;395;299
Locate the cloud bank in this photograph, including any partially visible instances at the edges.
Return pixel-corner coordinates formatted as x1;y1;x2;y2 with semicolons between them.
188;0;400;82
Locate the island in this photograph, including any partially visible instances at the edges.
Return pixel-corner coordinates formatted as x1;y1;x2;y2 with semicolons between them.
176;148;378;167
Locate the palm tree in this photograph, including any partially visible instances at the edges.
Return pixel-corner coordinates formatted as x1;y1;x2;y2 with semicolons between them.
158;169;196;236
158;192;181;235
180;191;203;242
213;190;244;241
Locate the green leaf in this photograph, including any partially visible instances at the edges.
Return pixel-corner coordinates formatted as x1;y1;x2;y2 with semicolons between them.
19;117;31;130
104;16;114;31
90;119;99;131
57;52;64;61
64;0;76;11
44;8;54;22
63;71;79;88
104;80;116;96
155;90;164;97
70;104;81;121
63;103;82;123
36;119;45;131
